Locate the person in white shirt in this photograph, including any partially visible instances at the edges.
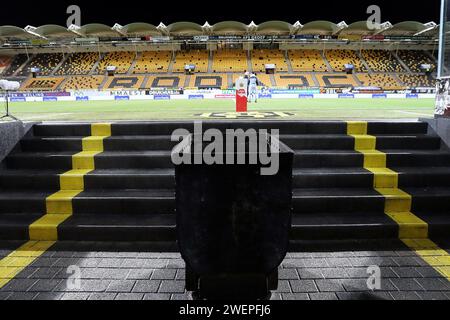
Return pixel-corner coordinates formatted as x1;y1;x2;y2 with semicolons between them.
248;73;259;103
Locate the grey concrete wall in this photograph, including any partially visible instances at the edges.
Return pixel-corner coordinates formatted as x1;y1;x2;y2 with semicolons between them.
421;117;450;150
0;121;34;163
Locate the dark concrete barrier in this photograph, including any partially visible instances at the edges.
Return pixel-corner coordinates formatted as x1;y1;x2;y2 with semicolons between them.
421;117;450;150
175;132;294;299
0;121;35;163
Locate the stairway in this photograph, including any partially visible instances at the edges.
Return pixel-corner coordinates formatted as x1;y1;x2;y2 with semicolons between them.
1;121;450;246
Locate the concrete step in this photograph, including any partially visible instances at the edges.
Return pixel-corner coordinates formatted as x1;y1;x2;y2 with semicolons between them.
0;169;175;190
7;149;450;170
32;121;429;137
20;134;441;152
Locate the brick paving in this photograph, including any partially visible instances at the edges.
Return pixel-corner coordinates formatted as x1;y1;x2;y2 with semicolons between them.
0;241;449;300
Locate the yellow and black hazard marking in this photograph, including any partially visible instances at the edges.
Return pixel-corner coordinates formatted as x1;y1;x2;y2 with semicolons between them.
197;111;294;119
347;121;450;281
0;241;54;288
0;123;111;289
29;123;111;241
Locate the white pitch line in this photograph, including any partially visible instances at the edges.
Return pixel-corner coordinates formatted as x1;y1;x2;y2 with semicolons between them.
395;110;433;117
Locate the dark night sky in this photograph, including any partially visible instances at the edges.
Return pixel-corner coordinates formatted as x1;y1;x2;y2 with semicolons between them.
0;0;442;27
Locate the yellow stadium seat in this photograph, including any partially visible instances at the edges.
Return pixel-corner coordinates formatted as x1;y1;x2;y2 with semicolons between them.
102;76;146;90
362;50;404;72
62;76;105;90
18;54;64;76
325;50;365;72
97;52;136;74
21;77;64;91
274;74;316;88
133;51;171;74
357;73;403;90
145;75;188;89
288;50;328;72
316;73;359;88
397;51;436;73
172;51;209;73
187;74;228;89
212;51;248;73
251;50;288;73
397;74;435;87
56;53;99;75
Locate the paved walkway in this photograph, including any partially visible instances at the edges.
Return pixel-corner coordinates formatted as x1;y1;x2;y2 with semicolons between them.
0;240;449;300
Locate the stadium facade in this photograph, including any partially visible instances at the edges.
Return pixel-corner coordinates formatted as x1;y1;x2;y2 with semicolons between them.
0;20;440;97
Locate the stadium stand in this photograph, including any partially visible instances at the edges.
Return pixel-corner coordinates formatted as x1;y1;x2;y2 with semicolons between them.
20;77;64;91
172;50;209;73
55;52;99;75
316;73;359;88
103;76;146;90
62;76;105;90
133;51;172;74
361;50;404;72
18;53;64;76
251;50;288;72
255;73;273;87
97;51;135;74
187;74;228;89
274;74;316;88
397;74;435;87
2;54;29;76
357;73;403;89
0;56;12;75
325;50;365;72
397;50;436;73
212;50;248;73
146;75;188;88
288;50;328;72
0;49;438;91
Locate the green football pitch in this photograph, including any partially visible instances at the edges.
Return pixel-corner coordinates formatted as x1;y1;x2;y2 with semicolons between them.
1;98;435;121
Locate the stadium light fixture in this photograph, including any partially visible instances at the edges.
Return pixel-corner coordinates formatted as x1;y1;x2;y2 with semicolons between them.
202;22;213;34
157;23;168;35
24;26;46;39
112;24;126;36
335;21;348;34
247;21;258;35
292;22;303;34
374;22;393;35
414;22;438;36
68;24;83;37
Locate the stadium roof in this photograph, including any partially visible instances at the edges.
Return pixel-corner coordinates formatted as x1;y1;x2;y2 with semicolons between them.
256;21;295;35
0;26;35;39
0;20;440;40
381;21;438;36
298;21;343;35
340;21;379;35
118;23;160;37
32;25;75;38
211;21;248;35
166;22;204;35
73;23;121;37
